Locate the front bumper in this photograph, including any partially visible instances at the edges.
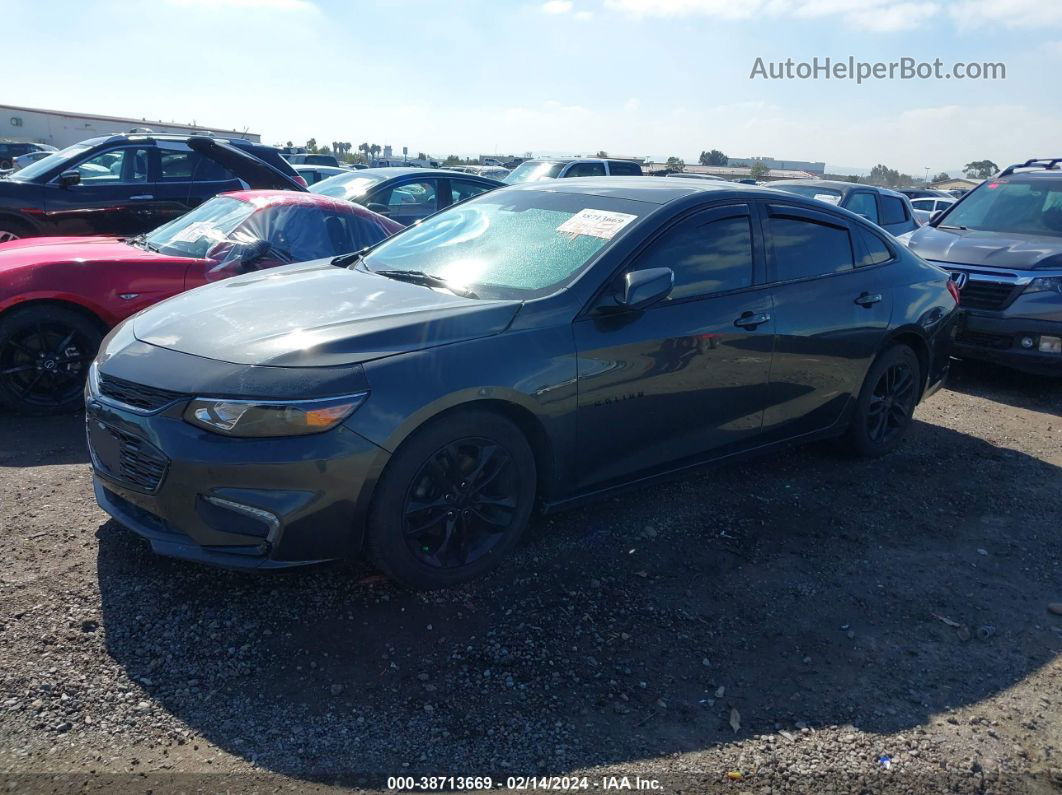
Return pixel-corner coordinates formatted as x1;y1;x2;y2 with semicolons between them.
955;311;1062;376
86;393;389;569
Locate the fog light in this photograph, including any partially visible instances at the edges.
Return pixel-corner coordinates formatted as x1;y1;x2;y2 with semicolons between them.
1020;336;1035;349
1038;335;1062;354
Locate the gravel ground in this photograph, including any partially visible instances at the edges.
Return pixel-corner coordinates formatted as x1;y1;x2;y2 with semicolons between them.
0;360;1059;794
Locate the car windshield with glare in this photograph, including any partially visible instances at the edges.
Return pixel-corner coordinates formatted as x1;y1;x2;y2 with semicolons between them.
6;143;92;182
360;189;646;299
502;161;565;184
936;178;1062;237
310;172;386;201
142;196;257;257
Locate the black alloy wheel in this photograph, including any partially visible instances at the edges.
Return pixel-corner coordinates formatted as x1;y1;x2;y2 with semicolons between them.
866;360;916;444
403;439;519;569
0;306;103;414
367;409;536;589
845;344;921;457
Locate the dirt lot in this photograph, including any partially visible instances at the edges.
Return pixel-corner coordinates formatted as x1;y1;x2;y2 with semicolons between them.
0;360;1059;794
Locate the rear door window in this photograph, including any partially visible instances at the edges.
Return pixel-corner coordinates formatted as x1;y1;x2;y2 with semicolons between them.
845;192;880;224
564;162;606;178
767;210;854;280
450;179;494;203
880;196;909;226
856;227;894;266
607;160;642;176
160;150;235;182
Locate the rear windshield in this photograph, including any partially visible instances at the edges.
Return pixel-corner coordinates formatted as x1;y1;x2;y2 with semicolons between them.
362;189;647;299
503;161;565;184
771;184;844;205
938;178;1062;237
310;171;386;200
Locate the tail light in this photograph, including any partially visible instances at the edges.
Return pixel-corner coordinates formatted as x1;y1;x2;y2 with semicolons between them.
292;175;308;188
946;279;961;304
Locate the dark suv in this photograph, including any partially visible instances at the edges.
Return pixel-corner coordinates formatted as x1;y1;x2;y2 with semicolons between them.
771;180;918;237
0;134;303;241
903;158;1062;375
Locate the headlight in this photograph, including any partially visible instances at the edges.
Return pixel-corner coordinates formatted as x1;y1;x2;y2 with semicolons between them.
184;393;367;437
1024;276;1062;295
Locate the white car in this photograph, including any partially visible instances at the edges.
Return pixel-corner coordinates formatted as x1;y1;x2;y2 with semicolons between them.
910;196;956;225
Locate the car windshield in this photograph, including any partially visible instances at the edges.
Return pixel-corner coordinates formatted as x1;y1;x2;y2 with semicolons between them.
503;161;565;184
361;189;646;299
143;196;257;258
770;184;844;205
936;178;1062;237
6;143;92;182
310;172;385;200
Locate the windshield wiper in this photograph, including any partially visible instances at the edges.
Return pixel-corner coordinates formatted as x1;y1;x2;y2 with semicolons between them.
936;224;969;231
374;269;479;299
332;247;370;268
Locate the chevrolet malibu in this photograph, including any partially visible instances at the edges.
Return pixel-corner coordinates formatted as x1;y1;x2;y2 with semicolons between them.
87;178;959;589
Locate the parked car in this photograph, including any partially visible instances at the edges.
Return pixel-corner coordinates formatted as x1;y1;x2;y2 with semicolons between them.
0;140;54;171
0;134;305;243
901;158;1062;376
0;191;400;413
449;165;511;181
898;188;953;200
770;179;918;236
86;177;958;588
284;153;340;167
9;146;58;172
503;158;643;184
910;196;956;225
310;167;502;226
293;164;350;185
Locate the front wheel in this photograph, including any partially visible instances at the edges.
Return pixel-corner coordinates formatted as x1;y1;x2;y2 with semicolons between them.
0;218;33;244
366;409;536;589
844;345;920;457
0;306;103;414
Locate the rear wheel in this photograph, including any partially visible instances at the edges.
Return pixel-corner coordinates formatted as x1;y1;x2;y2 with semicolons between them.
366;409;536;589
0;218;33;244
844;345;920;457
0;306;103;414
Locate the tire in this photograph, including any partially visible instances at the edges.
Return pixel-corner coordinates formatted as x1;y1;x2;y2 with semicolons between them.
0;305;104;414
844;344;921;457
0;218;33;245
366;409;537;589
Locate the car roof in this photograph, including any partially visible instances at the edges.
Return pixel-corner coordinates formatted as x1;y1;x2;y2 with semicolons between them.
75;133;267;149
504;176;773;205
780;179;907;199
354;167;499;180
221;189;356;209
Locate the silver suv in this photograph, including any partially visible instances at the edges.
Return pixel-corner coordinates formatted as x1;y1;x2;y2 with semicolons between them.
902;158;1062;375
503;158;642;184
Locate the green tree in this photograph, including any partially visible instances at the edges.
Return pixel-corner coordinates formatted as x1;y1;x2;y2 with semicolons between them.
318;145;331;154
665;156;685;173
868;163;904;187
595;150;609;158
417;151;428;161
443;154;463;166
305;138;317;153
370;144;381;161
932;171;950;183
699;149;728;166
749;161;770;179
285;140;293;148
964;160;998;179
358;142;370;162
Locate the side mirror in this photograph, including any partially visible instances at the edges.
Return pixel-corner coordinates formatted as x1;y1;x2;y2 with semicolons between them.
59;170;80;187
930;210;943;223
617;267;674;311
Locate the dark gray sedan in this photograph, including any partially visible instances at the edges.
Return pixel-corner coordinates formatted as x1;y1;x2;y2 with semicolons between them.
771;179;919;236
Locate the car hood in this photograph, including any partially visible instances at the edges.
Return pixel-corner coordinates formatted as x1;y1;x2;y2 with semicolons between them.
132;260;523;367
187;137;306;192
906;225;1062;271
0;236;200;273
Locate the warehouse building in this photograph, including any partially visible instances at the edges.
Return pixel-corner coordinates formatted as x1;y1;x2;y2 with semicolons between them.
0;104;260;148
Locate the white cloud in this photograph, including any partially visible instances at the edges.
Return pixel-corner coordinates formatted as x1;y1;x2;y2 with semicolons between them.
947;0;1062;29
541;0;574;13
167;0;315;9
575;9;594;19
604;0;941;32
624;97;640;111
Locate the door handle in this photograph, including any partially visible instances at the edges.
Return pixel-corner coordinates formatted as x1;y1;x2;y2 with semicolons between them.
734;311;770;329
855;292;883;307
129;194;154;201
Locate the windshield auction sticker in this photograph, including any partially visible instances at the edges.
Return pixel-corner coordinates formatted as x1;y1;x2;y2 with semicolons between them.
557;209;638;240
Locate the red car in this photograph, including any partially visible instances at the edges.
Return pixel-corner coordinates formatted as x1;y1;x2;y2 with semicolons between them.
0;191;401;413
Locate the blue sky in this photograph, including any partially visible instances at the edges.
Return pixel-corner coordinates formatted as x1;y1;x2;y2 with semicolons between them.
4;0;1060;175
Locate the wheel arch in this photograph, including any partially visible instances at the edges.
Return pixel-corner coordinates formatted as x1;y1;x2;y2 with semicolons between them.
0;211;41;237
0;297;111;336
880;326;931;400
